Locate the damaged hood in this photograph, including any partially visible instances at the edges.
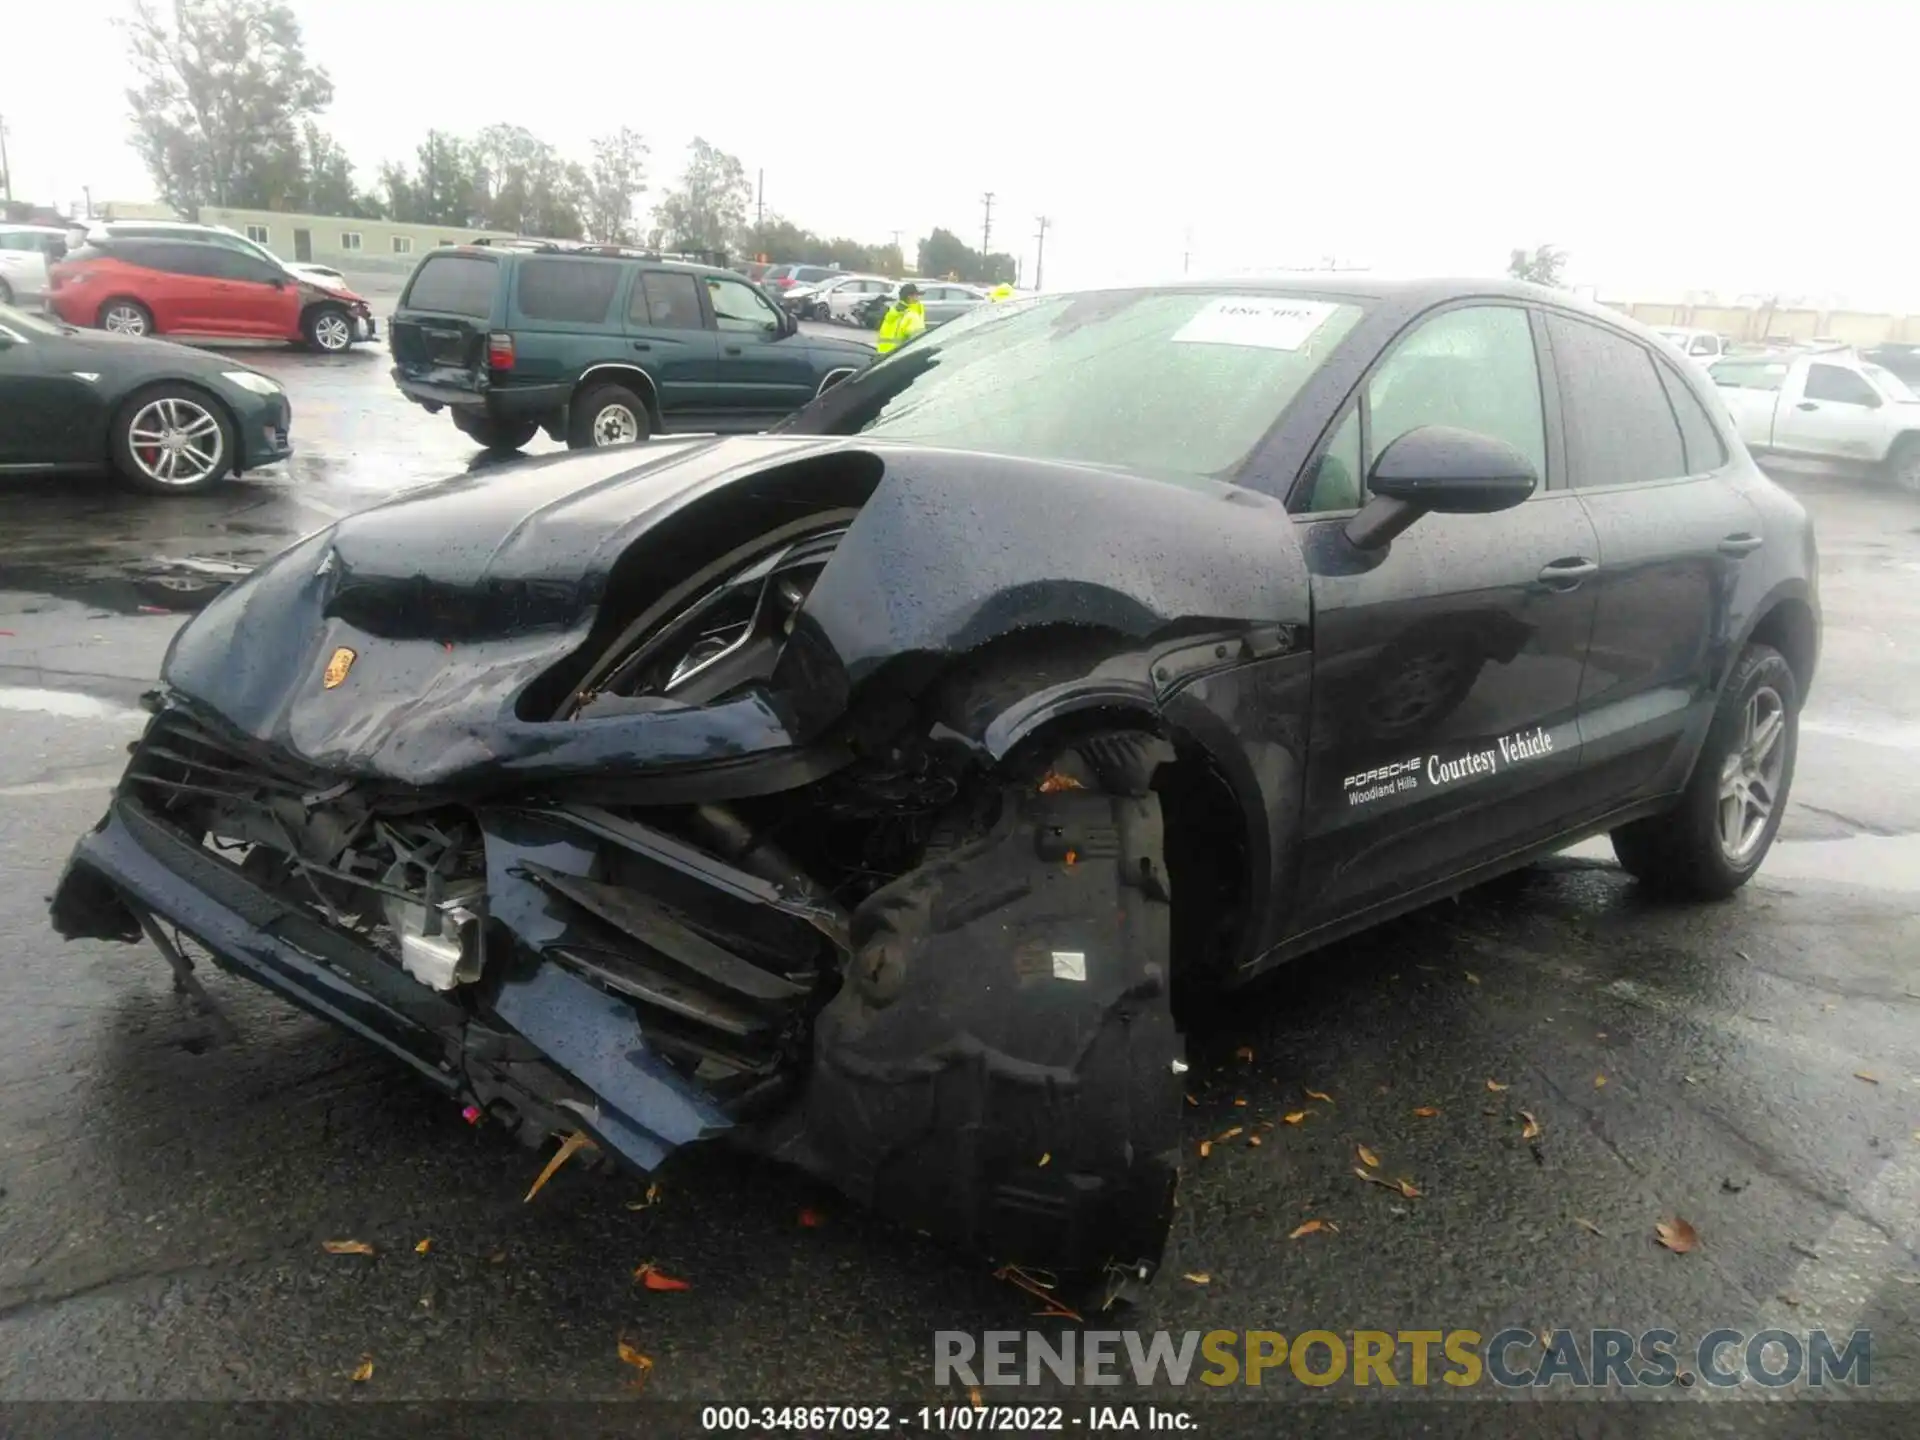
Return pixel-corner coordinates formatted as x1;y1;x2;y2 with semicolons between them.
162;437;1310;787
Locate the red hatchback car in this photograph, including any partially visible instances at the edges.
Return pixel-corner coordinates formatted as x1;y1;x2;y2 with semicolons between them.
48;237;376;352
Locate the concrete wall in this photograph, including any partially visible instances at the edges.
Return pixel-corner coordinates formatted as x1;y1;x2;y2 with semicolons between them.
200;208;516;275
1607;299;1920;344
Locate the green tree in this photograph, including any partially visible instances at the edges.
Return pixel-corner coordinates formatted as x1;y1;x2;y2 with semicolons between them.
121;0;335;218
1507;244;1567;286
653;138;751;256
468;124;587;238
587;127;649;245
915;227;1015;284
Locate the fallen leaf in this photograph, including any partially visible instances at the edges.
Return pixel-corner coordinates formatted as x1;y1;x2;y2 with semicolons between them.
1486;1079;1509;1092
350;1356;374;1384
1596;1032;1608;1041
1594;1074;1608;1088
1520;1111;1542;1141
1184;1093;1198;1108
1305;1089;1333;1103
968;1386;984;1408
1574;1217;1604;1236
1778;1292;1801;1308
1235;1045;1255;1062
798;1207;826;1228
1655;1217;1700;1254
1395;1177;1422;1199
1038;1152;1051;1167
1215;1126;1244;1143
994;1264;1083;1321
616;1338;654;1390
1735;949;1751;963
1233;1097;1248;1107
323;1240;375;1256
1854;1072;1880;1085
413;1238;431;1255
1283;1111;1308;1125
1198;1140;1213;1158
1289;1219;1336;1239
634;1263;691;1292
488;1250;506;1264
1412;1106;1440;1118
524;1130;596;1203
1354;1167;1392;1189
1183;1272;1211;1285
624;1181;663;1211
1682;1074;1700;1085
1247;1134;1263;1147
1357;1144;1381;1169
1464;971;1481;985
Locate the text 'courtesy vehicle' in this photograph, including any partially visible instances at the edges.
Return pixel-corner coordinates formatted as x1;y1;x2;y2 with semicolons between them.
388;244;875;452
0;302;291;493
46;235;376;352
52;279;1818;1297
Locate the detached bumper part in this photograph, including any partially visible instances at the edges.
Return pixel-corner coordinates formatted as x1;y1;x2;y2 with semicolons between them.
791;741;1183;1283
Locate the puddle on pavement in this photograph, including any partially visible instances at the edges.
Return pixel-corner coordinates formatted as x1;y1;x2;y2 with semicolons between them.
0;554;256;617
1564;831;1920;893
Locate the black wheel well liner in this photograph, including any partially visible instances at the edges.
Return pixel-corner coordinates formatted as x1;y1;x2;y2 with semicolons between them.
1739;589;1818;703
298;297;348;326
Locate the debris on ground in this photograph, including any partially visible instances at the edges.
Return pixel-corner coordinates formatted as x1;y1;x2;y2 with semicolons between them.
616;1338;654;1391
323;1239;375;1256
1520;1111;1542;1141
1655;1217;1700;1254
994;1264;1083;1320
1413;1106;1440;1118
350;1356;374;1383
523;1130;596;1203
634;1263;691;1291
1574;1217;1604;1236
1289;1219;1337;1239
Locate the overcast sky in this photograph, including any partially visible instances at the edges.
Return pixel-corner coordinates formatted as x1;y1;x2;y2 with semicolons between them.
9;0;1917;304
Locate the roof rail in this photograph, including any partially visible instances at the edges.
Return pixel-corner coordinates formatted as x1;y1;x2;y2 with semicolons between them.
466;236;731;267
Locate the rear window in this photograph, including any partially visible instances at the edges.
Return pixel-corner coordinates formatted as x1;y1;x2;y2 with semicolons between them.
793;267;837;284
515;257;622;324
404;254;498;317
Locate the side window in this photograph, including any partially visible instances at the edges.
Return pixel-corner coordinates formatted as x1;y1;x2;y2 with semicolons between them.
143;242;219;277
1367;304;1547;483
706;276;781;332
1654;364;1729;475
1804;363;1879;406
1708;361;1786;391
1689;336;1718;356
516;258;621;324
637;271;704;329
1546;314;1687;488
204;248;280;284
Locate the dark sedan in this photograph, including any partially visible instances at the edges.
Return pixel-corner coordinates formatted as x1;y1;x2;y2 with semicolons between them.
0;303;291;493
51;278;1816;1299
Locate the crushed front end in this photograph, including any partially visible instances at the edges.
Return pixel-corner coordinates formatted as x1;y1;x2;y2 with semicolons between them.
46;441;1286;1289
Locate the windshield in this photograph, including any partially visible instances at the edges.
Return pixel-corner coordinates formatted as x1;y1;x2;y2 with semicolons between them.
804;289;1364;479
0;303;68;338
1863;363;1919;402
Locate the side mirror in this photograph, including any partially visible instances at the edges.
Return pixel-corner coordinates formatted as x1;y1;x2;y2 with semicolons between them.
1345;425;1538;550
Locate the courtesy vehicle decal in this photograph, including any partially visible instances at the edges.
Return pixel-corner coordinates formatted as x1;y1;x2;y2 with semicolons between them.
1343;725;1557;807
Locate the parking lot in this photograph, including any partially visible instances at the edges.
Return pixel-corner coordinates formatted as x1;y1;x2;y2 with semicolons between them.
0;314;1917;1415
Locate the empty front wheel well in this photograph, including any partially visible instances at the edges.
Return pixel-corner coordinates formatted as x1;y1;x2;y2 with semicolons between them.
1746;598;1817;701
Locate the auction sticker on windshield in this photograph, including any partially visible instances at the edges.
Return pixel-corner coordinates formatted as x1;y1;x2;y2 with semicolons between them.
1172;297;1340;351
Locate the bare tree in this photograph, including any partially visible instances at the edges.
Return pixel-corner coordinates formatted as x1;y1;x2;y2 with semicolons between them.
652;138;750;255
1507;244;1568;287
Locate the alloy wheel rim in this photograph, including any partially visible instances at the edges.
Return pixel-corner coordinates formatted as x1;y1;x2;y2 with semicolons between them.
593;404;639;446
104;305;147;335
1717;685;1788;864
314;313;351;350
128;397;223;486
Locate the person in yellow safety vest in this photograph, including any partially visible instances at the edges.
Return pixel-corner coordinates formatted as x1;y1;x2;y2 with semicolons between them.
875;283;926;356
989;283;1015;302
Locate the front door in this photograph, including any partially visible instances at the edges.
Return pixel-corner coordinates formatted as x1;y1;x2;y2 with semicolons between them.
204;248;300;338
1289;302;1600;928
626;270;721;417
294;229;313;262
1542;311;1764;805
702;273;817;419
1771;358;1888;463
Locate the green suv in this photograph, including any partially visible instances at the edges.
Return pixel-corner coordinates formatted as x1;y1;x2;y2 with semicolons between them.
389;243;875;451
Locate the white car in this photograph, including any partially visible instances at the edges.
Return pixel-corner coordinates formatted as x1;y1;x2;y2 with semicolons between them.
1655;327;1729;365
0;224;71;305
1709;350;1920;490
825;275;899;323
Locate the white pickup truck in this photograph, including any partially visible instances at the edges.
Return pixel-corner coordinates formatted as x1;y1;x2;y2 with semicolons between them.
1708;350;1920;491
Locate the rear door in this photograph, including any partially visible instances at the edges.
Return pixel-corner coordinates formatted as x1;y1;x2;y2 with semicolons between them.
625;270;721;416
1544;311;1763;805
390;252;501;392
112;241;206;332
1705;358;1788;448
703;273;817;419
1290;302;1600;928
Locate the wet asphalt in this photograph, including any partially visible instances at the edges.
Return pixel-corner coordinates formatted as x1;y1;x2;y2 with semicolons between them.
0;303;1916;1421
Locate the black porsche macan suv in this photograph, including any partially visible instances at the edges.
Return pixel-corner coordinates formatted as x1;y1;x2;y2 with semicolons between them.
54;278;1817;1296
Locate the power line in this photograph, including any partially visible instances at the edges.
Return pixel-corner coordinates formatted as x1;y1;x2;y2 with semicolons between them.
1034;216;1050;291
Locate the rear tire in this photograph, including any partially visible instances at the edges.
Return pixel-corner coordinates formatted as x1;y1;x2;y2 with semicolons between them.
99;298;153;336
1610;643;1798;899
568;383;650;450
450;410;538;453
1885;434;1920;495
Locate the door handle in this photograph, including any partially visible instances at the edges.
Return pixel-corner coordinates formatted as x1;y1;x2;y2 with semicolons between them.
630;341;650;351
723;345;742;355
1795;401;1818;410
1719;533;1764;557
1536;557;1598;590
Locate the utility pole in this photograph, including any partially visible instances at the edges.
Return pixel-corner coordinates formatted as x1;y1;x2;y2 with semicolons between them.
980;191;995;263
1183;226;1192;275
83;185;93;219
1033;215;1050;291
0;115;12;204
755;169;764;229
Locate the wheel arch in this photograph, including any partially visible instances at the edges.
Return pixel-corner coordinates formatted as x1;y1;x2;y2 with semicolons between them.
1736;583;1818;704
571;364;661;425
108;379;242;480
96;295;153;331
